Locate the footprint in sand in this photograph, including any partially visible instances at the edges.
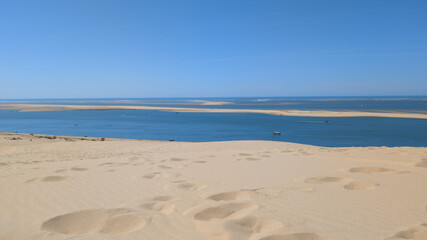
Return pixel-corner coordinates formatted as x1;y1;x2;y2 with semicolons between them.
141;202;175;214
415;158;427;168
99;162;114;166
99;162;128;167
237;153;253;157
27;176;70;183
152;195;181;202
235;157;262;162
297;150;314;155
172;180;187;183
248;186;314;198
168;157;187;162
285;187;315;192
224;215;283;238
41;208;146;235
72;167;87;171
55;167;88;173
260;232;332;240
230;187;283;199
343;181;378;191
132;162;147;166
100;214;145;234
143;172;170;179
193;160;207;164
159;164;184;169
194;203;258;221
128;156;140;161
386;223;427;239
177;182;206;191
304;177;345;184
207;191;252;201
42;176;70;182
280;149;294;153
349;167;393;173
25;178;41;183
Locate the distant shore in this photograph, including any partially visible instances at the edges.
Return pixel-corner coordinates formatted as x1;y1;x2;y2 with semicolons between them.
1;103;427;119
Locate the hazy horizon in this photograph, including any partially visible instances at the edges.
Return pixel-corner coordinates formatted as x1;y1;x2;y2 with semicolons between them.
1;95;427;101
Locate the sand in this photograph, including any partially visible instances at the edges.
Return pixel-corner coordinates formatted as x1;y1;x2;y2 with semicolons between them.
1;103;427;119
0;132;426;240
98;101;232;105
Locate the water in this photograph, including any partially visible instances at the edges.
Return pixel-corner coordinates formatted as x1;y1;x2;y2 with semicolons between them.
2;96;427;112
0;107;426;147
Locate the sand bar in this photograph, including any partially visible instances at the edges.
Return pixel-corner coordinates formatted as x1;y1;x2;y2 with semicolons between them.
1;103;427;119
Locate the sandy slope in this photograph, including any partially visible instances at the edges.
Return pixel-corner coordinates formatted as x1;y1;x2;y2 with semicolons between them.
0;132;426;240
1;104;427;119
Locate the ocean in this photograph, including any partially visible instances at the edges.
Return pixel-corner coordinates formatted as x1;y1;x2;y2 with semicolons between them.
0;97;426;147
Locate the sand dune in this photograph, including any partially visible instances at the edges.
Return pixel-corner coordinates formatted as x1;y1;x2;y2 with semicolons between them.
0;132;426;240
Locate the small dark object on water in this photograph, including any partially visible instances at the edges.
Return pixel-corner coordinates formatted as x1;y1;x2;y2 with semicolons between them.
169;138;175;141
323;120;329;123
272;131;281;136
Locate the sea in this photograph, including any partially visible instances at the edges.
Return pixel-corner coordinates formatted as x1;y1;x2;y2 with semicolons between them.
0;97;426;147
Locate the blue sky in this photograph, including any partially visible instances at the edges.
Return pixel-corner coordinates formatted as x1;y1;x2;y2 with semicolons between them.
1;0;426;98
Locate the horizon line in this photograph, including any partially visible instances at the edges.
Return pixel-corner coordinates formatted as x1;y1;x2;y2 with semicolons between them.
1;95;427;100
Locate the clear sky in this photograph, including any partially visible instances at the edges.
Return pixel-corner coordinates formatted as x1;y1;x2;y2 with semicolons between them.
1;0;426;99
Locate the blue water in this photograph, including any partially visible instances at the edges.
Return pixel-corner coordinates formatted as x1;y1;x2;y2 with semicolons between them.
1;108;426;147
2;96;427;112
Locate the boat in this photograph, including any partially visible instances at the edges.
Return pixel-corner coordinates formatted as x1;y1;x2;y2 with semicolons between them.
272;131;281;135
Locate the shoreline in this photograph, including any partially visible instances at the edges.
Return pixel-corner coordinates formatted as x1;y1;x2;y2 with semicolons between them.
1;103;427;119
2;132;426;148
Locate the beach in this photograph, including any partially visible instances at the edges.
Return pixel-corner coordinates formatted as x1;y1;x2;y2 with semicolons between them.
0;132;426;240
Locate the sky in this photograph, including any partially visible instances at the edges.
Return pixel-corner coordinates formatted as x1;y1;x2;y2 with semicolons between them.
0;0;426;99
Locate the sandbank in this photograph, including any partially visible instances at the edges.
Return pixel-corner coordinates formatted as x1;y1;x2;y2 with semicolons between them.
1;104;427;119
